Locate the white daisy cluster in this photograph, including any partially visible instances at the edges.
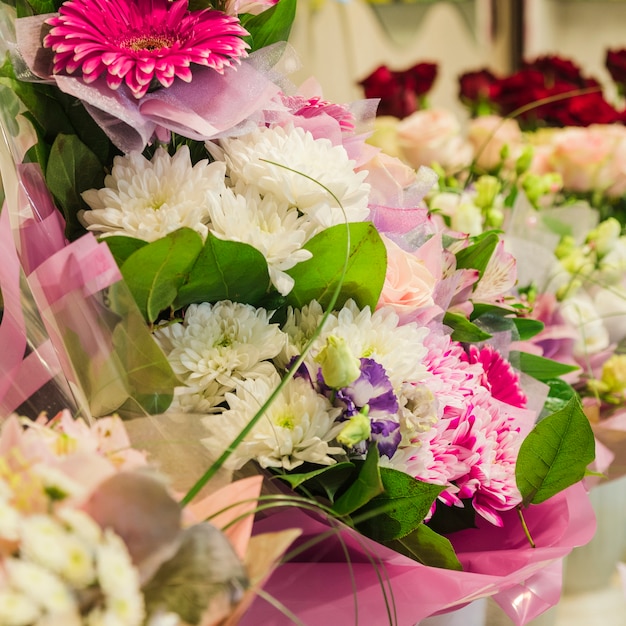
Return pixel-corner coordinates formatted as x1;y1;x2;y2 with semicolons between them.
81;125;371;296
161;296;433;471
0;479;144;626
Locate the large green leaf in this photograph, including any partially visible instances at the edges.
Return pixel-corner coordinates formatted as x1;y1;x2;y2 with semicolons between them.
107;282;179;417
104;236;149;267
514;351;580;381
516;396;596;506
454;231;500;276
45;134;105;240
174;233;270;309
354;469;444;542
332;445;383;517
510;317;545;341
443;311;492;343
120;229;203;322
241;0;296;52
387;524;463;570
286;222;386;311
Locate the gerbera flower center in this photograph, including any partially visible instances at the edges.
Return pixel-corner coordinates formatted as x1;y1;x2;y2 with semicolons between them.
120;33;176;52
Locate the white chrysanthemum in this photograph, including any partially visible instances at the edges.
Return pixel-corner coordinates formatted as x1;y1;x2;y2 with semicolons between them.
5;559;77;614
31;465;85;501
56;508;102;546
0;589;41;626
80;146;227;241
219;126;371;232
20;515;74;573
155;301;287;413
95;530;144;626
209;186;312;296
202;374;344;470
0;500;21;541
398;382;438;438
281;300;431;388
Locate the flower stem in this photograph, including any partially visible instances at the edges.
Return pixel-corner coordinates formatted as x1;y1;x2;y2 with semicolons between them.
517;505;535;548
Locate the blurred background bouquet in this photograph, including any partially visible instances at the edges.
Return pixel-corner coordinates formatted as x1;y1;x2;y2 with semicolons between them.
0;0;600;623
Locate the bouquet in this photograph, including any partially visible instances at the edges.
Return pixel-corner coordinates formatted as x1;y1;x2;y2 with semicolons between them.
0;0;598;624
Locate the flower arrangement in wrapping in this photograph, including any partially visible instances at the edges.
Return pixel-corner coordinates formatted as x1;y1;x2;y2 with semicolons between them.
0;409;298;625
0;0;598;623
359;53;626;465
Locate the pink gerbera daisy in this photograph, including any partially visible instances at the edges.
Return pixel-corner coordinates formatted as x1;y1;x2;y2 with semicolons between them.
44;0;250;99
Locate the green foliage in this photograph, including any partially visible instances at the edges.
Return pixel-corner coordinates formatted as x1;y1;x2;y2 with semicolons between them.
241;0;296;52
175;233;271;310
514;351;580;381
286;222;387;311
354;468;444;542
119;229;204;323
455;231;500;276
443;311;492;343
516;396;596;506
387;524;463;570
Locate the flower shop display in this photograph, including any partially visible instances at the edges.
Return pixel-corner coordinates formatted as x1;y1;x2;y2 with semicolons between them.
0;1;599;625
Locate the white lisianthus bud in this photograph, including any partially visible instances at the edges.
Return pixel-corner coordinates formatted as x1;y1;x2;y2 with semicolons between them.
315;336;361;389
337;409;371;448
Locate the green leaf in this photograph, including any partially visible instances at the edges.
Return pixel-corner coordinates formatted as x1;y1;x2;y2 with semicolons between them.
469;302;516;320
454;231;500;276
175;233;270;309
241;0;296;52
120;229;203;322
386;524;463;570
542;378;578;414
274;463;356;502
107;282;179;417
516;395;596;506
45;133;105;240
103;236;149;267
354;469;444;542
514;351;580;381
510;317;544;341
443;311;492;343
332;445;383;517
286;222;386;311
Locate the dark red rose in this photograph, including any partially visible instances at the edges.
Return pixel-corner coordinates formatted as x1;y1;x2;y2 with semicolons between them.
358;62;438;119
550;90;621;126
458;68;499;113
522;55;586;87
606;49;626;93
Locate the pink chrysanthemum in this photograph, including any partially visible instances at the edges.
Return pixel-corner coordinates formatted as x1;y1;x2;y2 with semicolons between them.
44;0;249;99
463;344;528;408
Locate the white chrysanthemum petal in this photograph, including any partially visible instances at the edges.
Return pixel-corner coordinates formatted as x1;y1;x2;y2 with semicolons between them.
281;300;431;388
202;375;344;470
209;187;312;295
219;125;371;233
155;301;287;412
0;501;21;541
80;146;227;242
0;589;41;626
5;559;77;614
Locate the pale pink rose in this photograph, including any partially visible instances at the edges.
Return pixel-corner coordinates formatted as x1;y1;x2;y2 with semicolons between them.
590;124;626;198
367;115;403;159
548;126;615;192
359;152;419;208
396;108;473;174
467;115;523;172
377;234;437;322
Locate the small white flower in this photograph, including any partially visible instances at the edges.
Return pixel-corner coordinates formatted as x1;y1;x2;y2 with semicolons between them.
0;500;21;541
219;125;371;233
95;530;142;600
202;374;344;470
80;146;227;242
31;465;85;501
19;515;72;574
0;589;41;626
209;186;312;295
560;293;610;358
56;508;102;546
5;558;77;614
155;301;287;412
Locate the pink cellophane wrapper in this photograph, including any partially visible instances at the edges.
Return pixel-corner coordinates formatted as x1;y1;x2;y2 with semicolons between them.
0;110;176;421
240;482;595;626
